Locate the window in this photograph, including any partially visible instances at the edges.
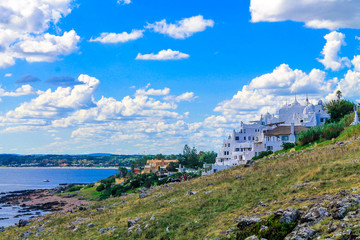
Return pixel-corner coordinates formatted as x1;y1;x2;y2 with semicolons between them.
244;129;246;133
248;136;251;140
281;136;289;141
267;146;273;151
228;143;230;147
255;152;258;156
235;148;240;152
244;137;246;140
320;118;324;123
235;136;239;140
252;137;254;140
224;151;227;155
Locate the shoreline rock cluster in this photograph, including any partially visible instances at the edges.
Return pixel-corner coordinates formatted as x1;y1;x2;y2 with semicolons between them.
232;190;360;240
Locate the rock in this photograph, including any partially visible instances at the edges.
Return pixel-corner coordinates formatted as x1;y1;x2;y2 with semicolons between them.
87;223;95;228
22;231;33;238
17;219;29;227
135;217;141;222
236;217;261;230
166;227;169;232
187;191;198;196
236;176;244;180
245;236;267;240
287;227;317;240
128;220;136;228
205;191;213;195
280;208;300;224
135;228;142;233
150;215;155;221
36;227;45;233
0;226;4;232
245;160;255;168
139;193;148;199
99;228;106;233
290;184;305;190
96;206;106;211
332;207;346;219
207;183;213;186
73;228;78;232
169;199;177;203
78;206;89;211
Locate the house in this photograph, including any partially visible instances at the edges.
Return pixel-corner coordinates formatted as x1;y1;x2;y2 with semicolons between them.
203;97;330;175
142;159;179;174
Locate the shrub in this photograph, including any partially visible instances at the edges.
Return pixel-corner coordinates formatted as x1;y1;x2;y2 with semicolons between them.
84;183;95;189
96;184;105;192
66;185;82;192
252;150;273;160
282;142;295;150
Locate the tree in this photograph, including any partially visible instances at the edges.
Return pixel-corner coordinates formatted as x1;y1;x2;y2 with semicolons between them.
336;90;342;101
326;99;354;122
199;151;217;164
179;145;201;169
154;154;165;160
118;167;128;178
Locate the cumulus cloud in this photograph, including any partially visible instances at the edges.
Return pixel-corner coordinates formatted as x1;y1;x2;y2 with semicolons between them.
250;0;360;30
3;74;99;121
0;85;38;97
0;0;80;68
146;15;214;39
46;76;83;86
215;64;338;124
136;49;189;60
318;31;351;71
4;73;12;77
117;0;131;4
16;74;41;83
90;30;143;43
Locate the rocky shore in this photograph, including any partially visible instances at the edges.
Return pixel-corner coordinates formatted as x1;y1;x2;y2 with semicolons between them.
0;184;90;229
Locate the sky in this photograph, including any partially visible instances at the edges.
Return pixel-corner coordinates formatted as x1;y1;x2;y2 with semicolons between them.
0;0;360;155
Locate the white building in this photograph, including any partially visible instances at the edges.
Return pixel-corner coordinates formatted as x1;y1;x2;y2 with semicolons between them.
203;97;330;175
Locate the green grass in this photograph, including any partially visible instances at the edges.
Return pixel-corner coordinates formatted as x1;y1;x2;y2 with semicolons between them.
3;139;360;239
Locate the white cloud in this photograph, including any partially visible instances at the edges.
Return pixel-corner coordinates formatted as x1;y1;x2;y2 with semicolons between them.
0;0;79;68
4;73;12;77
117;0;131;4
13;30;80;63
135;87;171;96
215;64;339;124
250;0;360;30
2;74;99;121
90;30;143;43
0;85;38;97
136;49;189;60
352;55;360;72
318;31;351;71
146;15;214;39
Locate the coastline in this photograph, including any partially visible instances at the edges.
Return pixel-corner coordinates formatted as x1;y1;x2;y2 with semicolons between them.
0;166;119;169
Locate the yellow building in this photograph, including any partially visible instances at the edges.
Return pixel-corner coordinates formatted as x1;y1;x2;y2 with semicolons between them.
143;159;178;174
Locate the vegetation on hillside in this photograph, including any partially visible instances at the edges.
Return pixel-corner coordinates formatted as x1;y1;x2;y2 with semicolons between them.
3;125;360;239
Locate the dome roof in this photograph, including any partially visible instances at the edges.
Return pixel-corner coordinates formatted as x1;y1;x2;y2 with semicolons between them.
303;103;315;114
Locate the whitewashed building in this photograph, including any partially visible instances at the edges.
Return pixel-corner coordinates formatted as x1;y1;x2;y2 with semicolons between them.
203;97;330;175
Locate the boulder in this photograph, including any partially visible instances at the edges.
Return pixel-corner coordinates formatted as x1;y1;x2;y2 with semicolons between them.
17;219;29;227
280;208;300;224
128;220;136;228
139;193;148;199
286;227;317;240
87;223;95;228
187;191;199;196
99;228;106;233
236;217;261;230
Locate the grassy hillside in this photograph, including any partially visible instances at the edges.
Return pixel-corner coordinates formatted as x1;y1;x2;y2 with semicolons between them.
3;126;360;239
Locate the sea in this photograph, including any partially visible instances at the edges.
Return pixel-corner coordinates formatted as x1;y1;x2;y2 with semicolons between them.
0;168;118;228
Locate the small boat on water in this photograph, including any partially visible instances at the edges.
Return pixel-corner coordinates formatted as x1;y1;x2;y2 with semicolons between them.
43;179;50;182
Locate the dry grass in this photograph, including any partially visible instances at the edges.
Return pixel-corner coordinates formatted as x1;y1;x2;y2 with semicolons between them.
3;139;360;239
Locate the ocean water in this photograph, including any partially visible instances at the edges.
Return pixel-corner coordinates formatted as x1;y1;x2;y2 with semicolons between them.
0;168;118;192
0;168;118;228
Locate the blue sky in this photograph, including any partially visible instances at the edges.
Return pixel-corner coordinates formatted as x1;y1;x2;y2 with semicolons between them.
0;0;360;154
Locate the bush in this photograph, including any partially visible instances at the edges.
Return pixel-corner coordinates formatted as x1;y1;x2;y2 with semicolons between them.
296;112;356;146
96;184;105;192
66;185;82;192
84;183;95;189
252;150;273;160
282;142;295;150
236;214;297;240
